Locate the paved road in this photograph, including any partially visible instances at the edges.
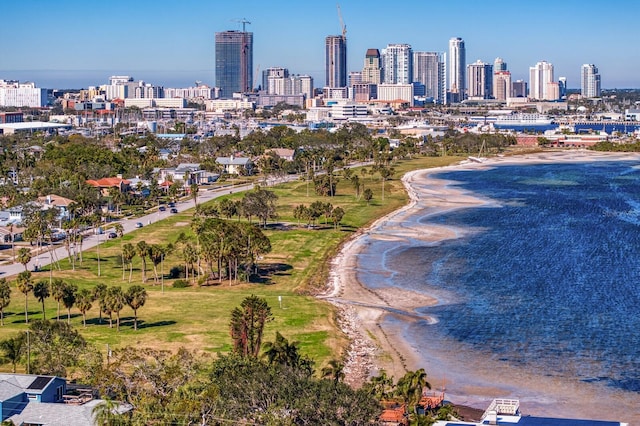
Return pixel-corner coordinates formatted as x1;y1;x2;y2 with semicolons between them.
0;182;256;280
0;162;370;280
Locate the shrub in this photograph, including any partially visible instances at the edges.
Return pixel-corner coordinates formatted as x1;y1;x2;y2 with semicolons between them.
172;279;190;288
169;265;186;279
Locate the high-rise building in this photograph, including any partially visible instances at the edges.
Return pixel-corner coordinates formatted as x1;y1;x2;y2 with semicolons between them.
558;77;567;99
529;60;555;100
448;37;466;100
362;49;382;84
326;35;347;88
262;67;289;94
0;80;47;107
493;71;512;101
382;44;413;84
348;71;362;87
512;80;527;98
467;60;493;99
581;64;601;98
215;30;253;98
413;52;445;103
493;57;507;72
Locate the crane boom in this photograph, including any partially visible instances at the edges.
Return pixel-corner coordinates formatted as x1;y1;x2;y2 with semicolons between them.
336;4;346;39
235;18;251;32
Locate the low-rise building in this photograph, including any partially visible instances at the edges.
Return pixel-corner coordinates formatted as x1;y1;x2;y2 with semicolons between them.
216;155;252;175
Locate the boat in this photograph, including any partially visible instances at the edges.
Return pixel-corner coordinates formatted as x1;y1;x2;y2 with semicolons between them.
494;113;554;128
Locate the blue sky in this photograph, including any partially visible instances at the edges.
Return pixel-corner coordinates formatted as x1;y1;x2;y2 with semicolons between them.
1;0;638;89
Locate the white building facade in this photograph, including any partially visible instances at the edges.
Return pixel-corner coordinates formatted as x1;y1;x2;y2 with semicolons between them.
448;37;466;99
467;60;493;99
0;80;47;107
529;61;555;100
581;64;601;98
382;44;413;84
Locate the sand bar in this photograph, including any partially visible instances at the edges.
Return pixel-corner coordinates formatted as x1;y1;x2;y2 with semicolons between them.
320;150;640;423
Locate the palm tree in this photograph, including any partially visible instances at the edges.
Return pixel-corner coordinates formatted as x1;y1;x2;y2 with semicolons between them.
93;283;107;324
262;331;304;368
122;243;136;283
76;288;93;328
16;247;32;271
16;271;33;324
0;279;11;326
0;334;24;373
114;223;125;280
125;285;147;330
62;283;78;324
136;241;149;283
395;368;430;415
190;183;199;208
321;359;345;384
106;286;125;331
50;278;66;321
32;280;50;320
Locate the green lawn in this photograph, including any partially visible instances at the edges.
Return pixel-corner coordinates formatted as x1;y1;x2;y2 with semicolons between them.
0;155;463;372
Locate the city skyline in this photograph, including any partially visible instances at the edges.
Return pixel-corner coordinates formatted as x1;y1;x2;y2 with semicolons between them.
1;0;638;90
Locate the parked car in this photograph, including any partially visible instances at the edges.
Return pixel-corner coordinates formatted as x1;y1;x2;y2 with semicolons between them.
159;206;166;212
168;202;176;207
107;232;118;239
170;208;178;214
135;222;143;228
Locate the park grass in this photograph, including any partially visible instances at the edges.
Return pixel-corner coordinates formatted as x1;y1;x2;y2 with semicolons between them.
0;155;463;372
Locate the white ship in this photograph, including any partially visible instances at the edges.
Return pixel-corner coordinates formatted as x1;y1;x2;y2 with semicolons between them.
494;113;554;127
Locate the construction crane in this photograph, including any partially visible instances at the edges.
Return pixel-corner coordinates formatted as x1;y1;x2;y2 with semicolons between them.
336;4;346;39
233;18;251;32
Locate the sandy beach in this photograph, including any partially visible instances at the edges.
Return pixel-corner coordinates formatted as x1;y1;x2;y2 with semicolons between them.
320;150;640;423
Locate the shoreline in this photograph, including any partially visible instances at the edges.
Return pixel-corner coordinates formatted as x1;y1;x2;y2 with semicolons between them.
321;150;640;423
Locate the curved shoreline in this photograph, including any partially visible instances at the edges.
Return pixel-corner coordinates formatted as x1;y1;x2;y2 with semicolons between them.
321;150;640;423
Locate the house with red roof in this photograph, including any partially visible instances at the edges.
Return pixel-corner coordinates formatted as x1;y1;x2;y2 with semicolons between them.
86;176;131;197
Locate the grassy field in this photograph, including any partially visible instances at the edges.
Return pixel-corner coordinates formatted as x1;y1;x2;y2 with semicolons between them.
0;155;462;372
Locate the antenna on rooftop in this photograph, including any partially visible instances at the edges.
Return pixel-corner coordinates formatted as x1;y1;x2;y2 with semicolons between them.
233;18;251;32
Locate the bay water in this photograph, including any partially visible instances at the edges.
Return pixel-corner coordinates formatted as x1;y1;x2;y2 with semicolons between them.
357;160;640;418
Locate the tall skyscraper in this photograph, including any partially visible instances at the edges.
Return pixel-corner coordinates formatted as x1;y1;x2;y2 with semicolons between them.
215;30;253;98
467;60;492;99
326;35;347;88
529;60;555;100
581;64;601;98
362;49;382;84
558;77;567;99
493;71;512;101
448;37;466;100
382;44;413;84
413;52;445;103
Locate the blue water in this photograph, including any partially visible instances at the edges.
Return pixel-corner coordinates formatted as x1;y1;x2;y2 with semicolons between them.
493;123;640;134
380;161;640;393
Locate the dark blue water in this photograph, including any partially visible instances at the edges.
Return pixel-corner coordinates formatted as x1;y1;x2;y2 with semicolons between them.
392;162;640;393
493;123;640;134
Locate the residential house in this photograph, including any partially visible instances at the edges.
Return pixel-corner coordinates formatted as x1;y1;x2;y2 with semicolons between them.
266;148;296;162
86;176;131;197
216;155;253;175
0;373;130;426
37;194;75;222
158;163;207;187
